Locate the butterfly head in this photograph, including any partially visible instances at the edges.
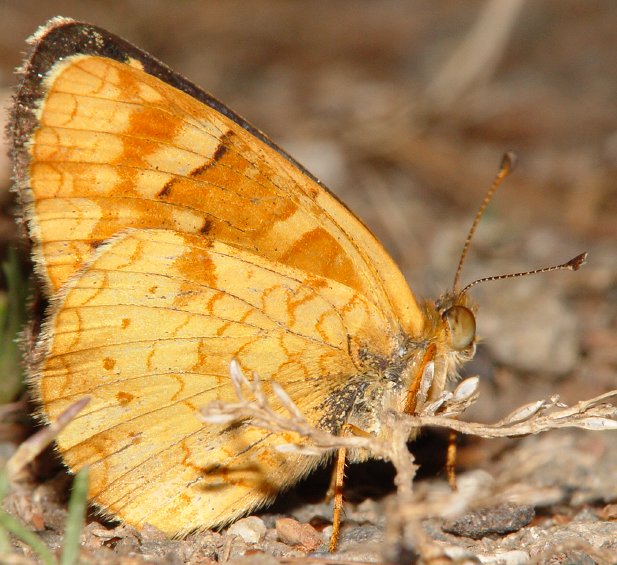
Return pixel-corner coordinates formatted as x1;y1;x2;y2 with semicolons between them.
407;151;588;415
406;153;518;397
436;292;476;353
408;289;478;411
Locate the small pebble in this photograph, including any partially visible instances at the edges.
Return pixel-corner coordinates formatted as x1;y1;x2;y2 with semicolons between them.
442;502;535;539
275;517;323;551
227;516;267;544
227;553;280;565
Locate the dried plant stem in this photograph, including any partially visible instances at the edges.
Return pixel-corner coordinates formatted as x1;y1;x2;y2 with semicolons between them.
6;397;90;480
201;362;617;557
202;363;617;456
425;0;526;110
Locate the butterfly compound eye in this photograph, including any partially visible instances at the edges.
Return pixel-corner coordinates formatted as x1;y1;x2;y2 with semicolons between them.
444;305;476;351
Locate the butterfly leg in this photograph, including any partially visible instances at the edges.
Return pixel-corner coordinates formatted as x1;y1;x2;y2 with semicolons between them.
329;444;347;552
446;430;458;490
328;423;372;551
404;344;459;489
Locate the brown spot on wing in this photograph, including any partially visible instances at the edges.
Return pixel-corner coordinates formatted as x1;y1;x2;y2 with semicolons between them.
212;140;229;163
200;218;213;235
156;133;233;200
157;182;172;198
191;134;231;176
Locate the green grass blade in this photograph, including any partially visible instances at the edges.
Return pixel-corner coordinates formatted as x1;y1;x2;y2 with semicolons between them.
0;248;30;403
0;482;58;565
60;467;89;565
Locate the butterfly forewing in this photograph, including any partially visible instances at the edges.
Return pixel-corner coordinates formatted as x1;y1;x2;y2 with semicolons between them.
13;19;423;336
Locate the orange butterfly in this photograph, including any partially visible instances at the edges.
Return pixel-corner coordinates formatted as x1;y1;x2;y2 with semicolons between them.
11;17;585;548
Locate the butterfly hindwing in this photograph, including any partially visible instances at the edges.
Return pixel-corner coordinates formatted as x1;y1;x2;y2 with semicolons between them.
37;228;388;532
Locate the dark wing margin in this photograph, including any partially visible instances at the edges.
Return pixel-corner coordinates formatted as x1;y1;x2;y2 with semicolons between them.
10;17;323;194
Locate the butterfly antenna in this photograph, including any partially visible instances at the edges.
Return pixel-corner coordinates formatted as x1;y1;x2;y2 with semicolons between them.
461;252;588;294
453;152;517;293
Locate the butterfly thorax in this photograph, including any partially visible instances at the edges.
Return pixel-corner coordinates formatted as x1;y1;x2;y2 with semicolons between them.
342;291;477;463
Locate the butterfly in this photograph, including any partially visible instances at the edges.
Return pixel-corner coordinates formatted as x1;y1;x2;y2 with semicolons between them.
11;17;585;548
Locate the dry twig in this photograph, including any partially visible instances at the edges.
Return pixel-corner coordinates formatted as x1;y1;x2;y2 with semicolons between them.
201;362;616;454
6;397;90;480
201;361;617;558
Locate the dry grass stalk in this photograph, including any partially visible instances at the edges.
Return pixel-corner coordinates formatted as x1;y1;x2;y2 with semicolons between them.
6;397;90;481
201;360;616;458
201;361;617;558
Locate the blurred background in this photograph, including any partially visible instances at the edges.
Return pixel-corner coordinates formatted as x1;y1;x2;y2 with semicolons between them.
0;0;615;507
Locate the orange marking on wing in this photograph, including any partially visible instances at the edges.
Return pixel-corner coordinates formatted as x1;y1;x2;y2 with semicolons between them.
116;391;135;406
173;240;218;302
103;357;116;370
281;227;361;291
